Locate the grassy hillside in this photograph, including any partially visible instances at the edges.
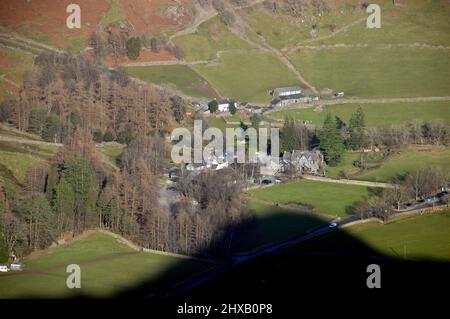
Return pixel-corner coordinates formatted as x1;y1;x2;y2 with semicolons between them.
173;16;252;61
249;179;375;217
126;64;219;98
356;145;450;182
268;101;450;127
0;232;213;298
288;47;450;98
242;1;366;50
0;47;33;100
290;210;450;261
0;141;60;183
325;145;450;182
194;50;299;103
321;0;450;46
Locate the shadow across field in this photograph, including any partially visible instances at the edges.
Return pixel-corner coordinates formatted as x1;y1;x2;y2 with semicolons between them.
10;210;450;307
117;211;450;305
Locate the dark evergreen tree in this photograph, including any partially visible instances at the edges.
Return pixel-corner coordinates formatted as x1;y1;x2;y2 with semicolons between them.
347;106;366;150
319;113;345;165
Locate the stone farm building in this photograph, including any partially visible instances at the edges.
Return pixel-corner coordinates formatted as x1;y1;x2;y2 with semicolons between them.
270;86;306;107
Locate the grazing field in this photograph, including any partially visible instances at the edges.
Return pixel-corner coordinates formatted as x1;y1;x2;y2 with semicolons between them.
194;50;299;103
288;47;450;98
0;232;213;298
325;151;362;179
321;0;450;46
126;65;219;98
355;145;450;182
324;146;450;182
290;210;450;261
268;101;450;127
249;180;375;217
173;16;251;61
0;141;60;182
236;202;327;252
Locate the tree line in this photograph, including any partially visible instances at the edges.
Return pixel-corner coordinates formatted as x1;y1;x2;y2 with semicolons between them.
280;107;450;167
0;52;191;144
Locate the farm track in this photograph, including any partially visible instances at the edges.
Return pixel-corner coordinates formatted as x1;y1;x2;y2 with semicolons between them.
287;16;367;53
301;175;394;188
0;30;62;55
289;42;450;52
264;96;450;114
168;0;266;42
224;2;319;95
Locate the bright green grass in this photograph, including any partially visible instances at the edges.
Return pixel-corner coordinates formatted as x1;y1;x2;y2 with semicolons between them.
173;16;252;61
194;50;299;103
288;47;450;98
245;0;450;49
243;2;366;50
249;180;375;217
269;102;450;127
0;151;46;182
356;145;450;182
126;65;219;98
97;143;124;163
292;210;450;261
322;0;450;46
237;201;327;252
325;151;362;179
0;141;60;182
101;0;126;28
0;232;213;298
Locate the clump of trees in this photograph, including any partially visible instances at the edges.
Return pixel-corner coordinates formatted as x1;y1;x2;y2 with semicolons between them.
173;169;252;258
366;120;450;149
126;37;142;60
208;100;219;113
9;52;177;142
281;117;312;153
354;166;449;221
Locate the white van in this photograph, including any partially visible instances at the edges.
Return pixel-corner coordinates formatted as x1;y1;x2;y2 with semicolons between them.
0;265;9;272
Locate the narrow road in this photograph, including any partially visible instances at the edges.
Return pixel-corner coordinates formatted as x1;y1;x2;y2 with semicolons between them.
147;214;358;299
148;194;450;299
302;175;394;189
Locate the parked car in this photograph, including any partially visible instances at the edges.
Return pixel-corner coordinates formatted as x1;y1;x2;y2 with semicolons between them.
0;265;9;272
334;92;345;97
10;263;23;271
425;196;438;202
437;191;448;198
261;179;272;185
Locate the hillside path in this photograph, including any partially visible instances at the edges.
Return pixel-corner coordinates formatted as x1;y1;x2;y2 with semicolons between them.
263;96;450;114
